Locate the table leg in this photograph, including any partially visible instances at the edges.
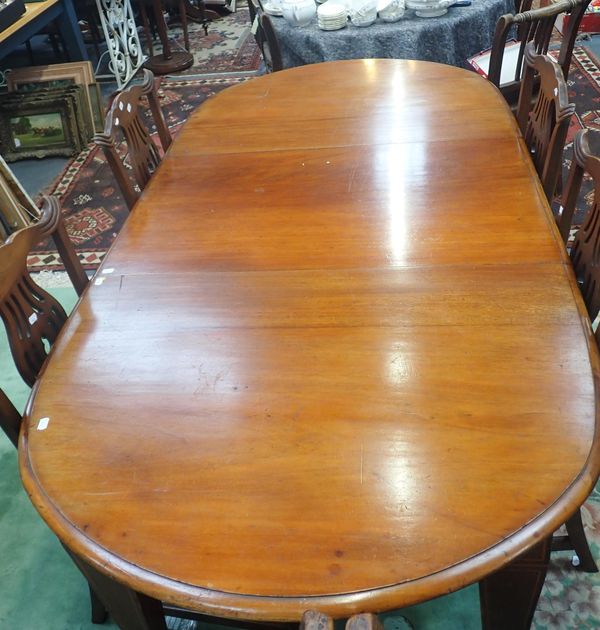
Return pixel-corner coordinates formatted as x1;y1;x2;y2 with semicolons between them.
479;537;551;630
54;0;88;61
70;553;168;629
144;0;194;74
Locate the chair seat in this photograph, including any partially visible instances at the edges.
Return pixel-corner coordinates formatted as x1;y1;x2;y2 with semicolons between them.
468;40;522;86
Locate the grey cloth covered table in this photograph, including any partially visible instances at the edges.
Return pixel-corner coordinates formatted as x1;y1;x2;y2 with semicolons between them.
270;0;514;69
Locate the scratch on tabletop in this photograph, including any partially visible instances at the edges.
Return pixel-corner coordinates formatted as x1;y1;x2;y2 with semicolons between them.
119;275;124;291
347;165;358;192
360;443;364;485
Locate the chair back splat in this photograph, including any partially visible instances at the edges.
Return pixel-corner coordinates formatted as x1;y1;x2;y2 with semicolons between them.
566;130;600;321
550;128;600;574
516;44;575;201
0;197;103;621
94;69;171;210
485;0;588;105
0;204;71;388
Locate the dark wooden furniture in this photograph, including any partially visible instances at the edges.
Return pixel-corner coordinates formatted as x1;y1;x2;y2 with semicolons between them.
516;45;575;201
485;0;589;105
0;195;104;623
247;0;282;73
94;69;172;210
0;196;87;387
558;129;600;245
0;386;23;449
551;128;600;573
139;0;193;74
19;60;600;630
258;13;282;73
568;130;600;326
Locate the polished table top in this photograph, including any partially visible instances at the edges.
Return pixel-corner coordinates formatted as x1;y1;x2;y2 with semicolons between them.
21;60;600;621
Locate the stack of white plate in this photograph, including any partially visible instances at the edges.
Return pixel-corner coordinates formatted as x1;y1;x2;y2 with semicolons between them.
317;2;347;29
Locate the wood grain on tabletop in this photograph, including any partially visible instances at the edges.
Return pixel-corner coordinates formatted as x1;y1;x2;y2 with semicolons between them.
20;60;600;618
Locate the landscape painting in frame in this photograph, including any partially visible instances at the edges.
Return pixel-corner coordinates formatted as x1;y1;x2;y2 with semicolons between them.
11;112;66;149
7;61;103;133
0;95;80;161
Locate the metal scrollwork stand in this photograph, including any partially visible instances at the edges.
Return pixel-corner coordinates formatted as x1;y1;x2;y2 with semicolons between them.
95;0;146;89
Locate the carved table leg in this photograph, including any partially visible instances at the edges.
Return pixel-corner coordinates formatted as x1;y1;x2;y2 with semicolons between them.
479;537;551;630
144;0;194;74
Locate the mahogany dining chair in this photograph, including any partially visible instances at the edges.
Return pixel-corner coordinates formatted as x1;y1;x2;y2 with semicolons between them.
0;196;88;388
0;196;106;622
248;0;283;72
259;13;283;73
550;127;600;573
515;44;575;201
474;0;588;107
94;69;172;210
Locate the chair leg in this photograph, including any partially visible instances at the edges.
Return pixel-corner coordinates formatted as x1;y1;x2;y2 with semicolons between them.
179;0;190;51
565;508;598;572
138;0;155;57
90;584;109;624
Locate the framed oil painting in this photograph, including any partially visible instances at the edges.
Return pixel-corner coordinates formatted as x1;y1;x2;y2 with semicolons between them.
0;92;81;161
6;61;104;133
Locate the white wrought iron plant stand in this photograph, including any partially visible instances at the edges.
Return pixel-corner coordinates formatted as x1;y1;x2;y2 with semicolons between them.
95;0;145;89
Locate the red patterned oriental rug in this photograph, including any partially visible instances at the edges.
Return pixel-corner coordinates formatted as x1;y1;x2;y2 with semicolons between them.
28;74;252;272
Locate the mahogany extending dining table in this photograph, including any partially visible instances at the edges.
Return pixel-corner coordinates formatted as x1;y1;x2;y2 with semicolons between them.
20;60;600;629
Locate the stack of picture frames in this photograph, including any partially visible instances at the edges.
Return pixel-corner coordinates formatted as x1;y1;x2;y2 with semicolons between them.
0;61;103;161
0;153;39;239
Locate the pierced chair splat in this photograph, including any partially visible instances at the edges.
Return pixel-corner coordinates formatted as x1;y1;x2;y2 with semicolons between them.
0;196;89;388
516;44;575;201
552;128;600;573
0;195;103;621
94;69;172;210
474;0;589;106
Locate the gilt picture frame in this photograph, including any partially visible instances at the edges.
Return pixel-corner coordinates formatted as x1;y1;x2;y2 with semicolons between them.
0;93;81;161
0;155;39;240
6;61;104;133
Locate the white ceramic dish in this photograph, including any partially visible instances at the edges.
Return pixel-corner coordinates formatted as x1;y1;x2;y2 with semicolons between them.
263;2;284;15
